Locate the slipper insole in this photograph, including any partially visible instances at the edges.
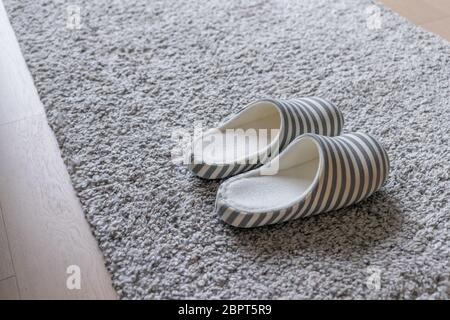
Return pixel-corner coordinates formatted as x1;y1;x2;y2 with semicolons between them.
195;113;280;164
224;159;319;211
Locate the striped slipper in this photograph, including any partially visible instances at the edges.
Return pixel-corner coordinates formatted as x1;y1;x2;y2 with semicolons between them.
215;133;390;228
188;97;344;179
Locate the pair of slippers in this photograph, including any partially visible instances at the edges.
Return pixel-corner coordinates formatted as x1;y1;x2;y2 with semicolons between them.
188;97;390;228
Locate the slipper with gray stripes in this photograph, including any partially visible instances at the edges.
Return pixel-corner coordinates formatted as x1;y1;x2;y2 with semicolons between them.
215;133;390;228
188;97;344;179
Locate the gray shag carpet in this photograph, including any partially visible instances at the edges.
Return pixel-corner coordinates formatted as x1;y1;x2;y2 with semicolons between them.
4;0;450;299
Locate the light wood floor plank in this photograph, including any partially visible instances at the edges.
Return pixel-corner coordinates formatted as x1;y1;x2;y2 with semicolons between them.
0;116;116;299
421;16;450;41
0;1;44;125
423;0;450;16
0;206;15;280
0;0;116;299
379;0;450;25
0;276;20;300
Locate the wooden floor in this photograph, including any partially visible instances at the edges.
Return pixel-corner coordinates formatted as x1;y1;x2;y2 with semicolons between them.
380;0;450;40
0;0;449;300
0;1;116;299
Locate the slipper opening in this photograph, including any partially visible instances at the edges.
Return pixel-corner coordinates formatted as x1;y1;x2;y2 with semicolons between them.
192;101;281;165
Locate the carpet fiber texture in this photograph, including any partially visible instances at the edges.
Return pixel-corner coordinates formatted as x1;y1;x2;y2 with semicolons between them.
5;0;450;299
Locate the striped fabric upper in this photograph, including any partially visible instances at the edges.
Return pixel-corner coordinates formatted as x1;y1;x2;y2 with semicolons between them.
189;97;344;179
216;133;390;228
271;97;344;149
